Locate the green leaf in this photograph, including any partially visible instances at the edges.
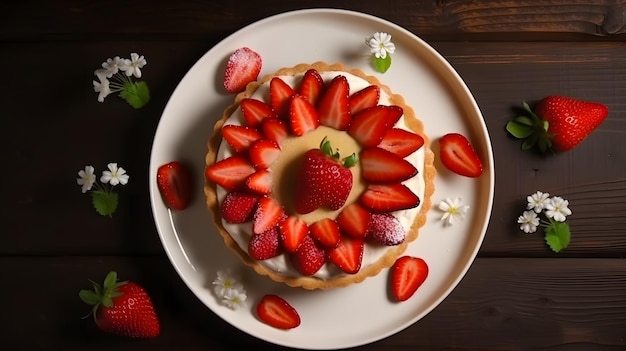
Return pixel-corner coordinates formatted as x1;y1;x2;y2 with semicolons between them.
120;81;150;108
506;120;534;138
342;153;359;168
91;190;118;216
521;132;539;151
513;116;535;126
371;55;392;73
103;271;117;290
544;221;571;253
79;289;100;305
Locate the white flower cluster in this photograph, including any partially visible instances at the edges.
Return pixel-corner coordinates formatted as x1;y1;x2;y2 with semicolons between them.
212;270;247;309
517;191;572;233
438;197;470;226
93;53;147;102
366;32;396;59
77;163;129;193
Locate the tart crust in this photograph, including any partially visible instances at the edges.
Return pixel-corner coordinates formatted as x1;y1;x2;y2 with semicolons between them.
205;62;436;290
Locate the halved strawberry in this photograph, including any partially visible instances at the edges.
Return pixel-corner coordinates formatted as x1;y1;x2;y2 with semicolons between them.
260;117;289;145
249;139;281;169
309;218;341;248
349;85;380;115
379;128;425;158
156;161;192;211
291;235;326;276
248;227;282;260
221;191;259;223
289;94;319;136
223;47;262;94
270;77;296;120
278;216;308;252
298;69;324;106
390;256;429;302
221;124;262;153
256;294;301;330
360;147;418;183
240;99;277;128
438;133;483;178
317;75;351;130
245;169;272;194
336;202;370;238
205;156;255;191
348;105;403;147
327;236;364;274
252;196;285;234
360;184;420;212
367;213;406;246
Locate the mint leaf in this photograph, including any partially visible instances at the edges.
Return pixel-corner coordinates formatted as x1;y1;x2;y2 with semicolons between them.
120;81;150;108
371;55;392;73
544;221;571;253
91;190;119;216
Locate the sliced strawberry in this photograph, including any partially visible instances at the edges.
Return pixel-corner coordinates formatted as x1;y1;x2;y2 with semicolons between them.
378;128;425;158
248;227;282;260
252;196;285;234
349;85;380;115
223;47;262;94
336;202;371;239
260;117;289;145
367;213;406;246
278;216;309;252
245;169;272;194
327;236;364;274
221;124;262;153
205;156;255;191
249;139;281;169
289;94;319;136
317;75;351;130
439;133;483;177
298;69;324;106
390;256;429;302
256;294;301;330
309;218;341;248
240;98;277;128
360;184;420;212
156;161;192;211
221;191;259;223
269;77;296;120
291;235;326;276
348;105;403;147
360;147;418;183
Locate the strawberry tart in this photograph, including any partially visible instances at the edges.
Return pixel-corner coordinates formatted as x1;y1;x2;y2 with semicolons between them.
205;62;435;290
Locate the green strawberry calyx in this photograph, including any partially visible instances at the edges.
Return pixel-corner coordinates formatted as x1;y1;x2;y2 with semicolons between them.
506;101;554;153
319;137;358;168
79;271;128;321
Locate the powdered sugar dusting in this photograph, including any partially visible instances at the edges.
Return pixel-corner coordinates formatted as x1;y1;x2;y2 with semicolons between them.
367;213;406;245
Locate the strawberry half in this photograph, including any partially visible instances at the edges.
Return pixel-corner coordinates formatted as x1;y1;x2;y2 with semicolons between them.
249;139;281;169
248;226;282;260
438;133;483;178
360;147;418;183
240;98;277;128
378;128;425;158
367;213;406;246
245;169;272;195
223;47;262;94
252;196;285;234
289;94;320;136
221;124;262;153
221;191;259;223
205;156;256;191
309;218;341;248
278;216;309;252
390;256;429;302
336;202;371;238
360;184;420;212
156;161;192;211
291;234;326;276
79;271;160;338
298;68;324;106
348;105;403;147
349;85;380;115
270;77;296;120
327;236;364;274
256;294;301;330
317;75;351;130
260;117;289;145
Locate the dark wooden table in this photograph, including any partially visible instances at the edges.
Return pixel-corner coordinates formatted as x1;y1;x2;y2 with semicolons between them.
3;1;626;350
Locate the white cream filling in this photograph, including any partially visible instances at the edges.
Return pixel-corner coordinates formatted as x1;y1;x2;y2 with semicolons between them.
215;71;425;279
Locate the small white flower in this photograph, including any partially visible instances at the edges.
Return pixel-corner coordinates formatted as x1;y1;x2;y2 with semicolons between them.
100;163;129;186
366;32;396;59
221;289;247;309
545;196;572;222
120;53;147;78
76;165;96;193
438;197;470;226
93;77;111;103
101;56;123;77
527;191;551;213
212;270;244;298
517;210;539;233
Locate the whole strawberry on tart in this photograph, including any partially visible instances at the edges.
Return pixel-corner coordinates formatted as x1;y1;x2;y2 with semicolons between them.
205;62;435;290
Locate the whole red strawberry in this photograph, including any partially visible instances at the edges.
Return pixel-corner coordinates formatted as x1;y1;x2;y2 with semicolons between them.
506;96;608;152
294;137;357;214
79;271;160;338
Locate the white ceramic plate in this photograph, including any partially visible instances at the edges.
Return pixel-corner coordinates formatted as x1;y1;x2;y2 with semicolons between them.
150;8;494;350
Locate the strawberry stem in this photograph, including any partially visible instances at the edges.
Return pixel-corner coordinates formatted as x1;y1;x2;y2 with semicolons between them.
505;101;553;153
319;137;358;168
79;271;128;321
